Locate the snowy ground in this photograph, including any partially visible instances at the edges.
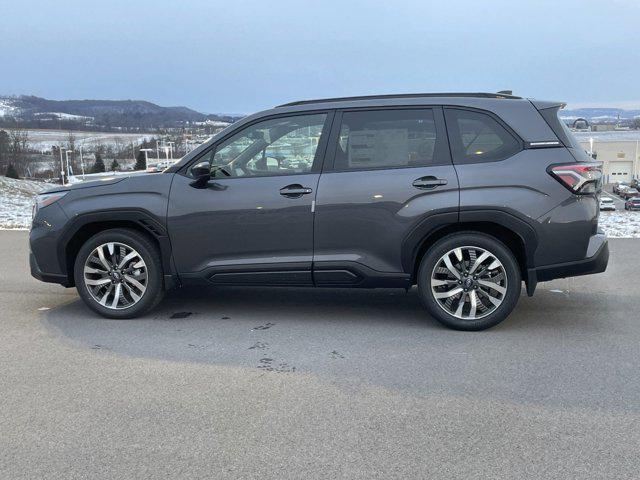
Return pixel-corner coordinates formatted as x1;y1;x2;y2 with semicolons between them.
2;177;640;237
599;211;640;238
3;129;155;151
0;177;47;229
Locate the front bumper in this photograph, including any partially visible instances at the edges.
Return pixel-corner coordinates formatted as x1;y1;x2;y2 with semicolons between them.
525;232;609;295
30;252;72;286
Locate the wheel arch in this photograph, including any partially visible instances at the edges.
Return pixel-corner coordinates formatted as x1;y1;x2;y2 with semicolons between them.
58;210;176;288
404;210;538;291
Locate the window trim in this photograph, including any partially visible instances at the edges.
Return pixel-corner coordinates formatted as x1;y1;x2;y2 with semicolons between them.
178;110;335;179
443;106;524;165
323;106;453;173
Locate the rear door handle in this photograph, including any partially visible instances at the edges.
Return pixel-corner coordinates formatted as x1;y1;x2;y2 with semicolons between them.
280;184;313;197
412;176;448;189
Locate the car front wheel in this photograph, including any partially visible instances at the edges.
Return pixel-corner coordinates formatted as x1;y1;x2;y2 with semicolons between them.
417;232;521;331
74;228;164;318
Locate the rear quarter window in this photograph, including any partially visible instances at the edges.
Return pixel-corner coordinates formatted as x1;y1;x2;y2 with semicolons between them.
538;106;582;150
444;108;522;164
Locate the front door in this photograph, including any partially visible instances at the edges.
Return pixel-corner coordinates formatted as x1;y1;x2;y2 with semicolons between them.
168;112;332;285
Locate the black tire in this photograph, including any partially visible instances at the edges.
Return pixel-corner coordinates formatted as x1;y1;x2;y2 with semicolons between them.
417;232;521;331
74;228;164;319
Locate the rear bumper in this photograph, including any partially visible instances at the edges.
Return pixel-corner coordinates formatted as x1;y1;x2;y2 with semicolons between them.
526;232;609;295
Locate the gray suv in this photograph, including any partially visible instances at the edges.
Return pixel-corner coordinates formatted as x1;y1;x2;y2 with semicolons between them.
29;93;609;330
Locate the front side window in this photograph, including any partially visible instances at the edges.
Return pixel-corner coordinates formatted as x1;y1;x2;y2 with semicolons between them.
333;109;437;170
189;113;327;178
445;108;521;163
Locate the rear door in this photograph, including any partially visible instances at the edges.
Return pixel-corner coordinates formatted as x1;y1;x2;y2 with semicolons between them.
313;107;459;286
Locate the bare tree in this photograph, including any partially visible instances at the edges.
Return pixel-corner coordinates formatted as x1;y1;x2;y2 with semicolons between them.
0;130;10;172
8;127;30;175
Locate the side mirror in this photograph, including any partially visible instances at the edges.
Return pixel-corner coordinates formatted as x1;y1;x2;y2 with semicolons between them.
189;161;211;189
190;173;211;189
190;161;210;178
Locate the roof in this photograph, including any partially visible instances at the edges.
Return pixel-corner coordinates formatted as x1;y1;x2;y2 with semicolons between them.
277;92;521;108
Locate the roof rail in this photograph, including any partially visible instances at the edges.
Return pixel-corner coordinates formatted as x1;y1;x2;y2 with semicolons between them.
277;92;521;108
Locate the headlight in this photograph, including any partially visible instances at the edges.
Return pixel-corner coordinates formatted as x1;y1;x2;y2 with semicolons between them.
33;192;68;214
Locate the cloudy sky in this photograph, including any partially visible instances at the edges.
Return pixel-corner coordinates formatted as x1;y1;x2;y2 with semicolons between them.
2;0;639;113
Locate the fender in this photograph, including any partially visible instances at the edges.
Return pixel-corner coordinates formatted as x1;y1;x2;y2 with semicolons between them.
402;207;539;293
57;208;178;289
401;210;459;273
458;208;538;266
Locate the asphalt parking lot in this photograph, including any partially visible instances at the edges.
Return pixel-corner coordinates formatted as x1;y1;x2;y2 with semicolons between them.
1;230;640;479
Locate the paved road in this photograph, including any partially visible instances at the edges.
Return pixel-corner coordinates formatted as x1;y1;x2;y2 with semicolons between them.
1;230;639;479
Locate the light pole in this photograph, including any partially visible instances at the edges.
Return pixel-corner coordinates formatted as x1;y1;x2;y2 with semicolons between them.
65;150;73;179
79;144;85;180
58;146;65;184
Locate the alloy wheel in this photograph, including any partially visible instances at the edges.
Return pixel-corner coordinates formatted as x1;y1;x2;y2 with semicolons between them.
83;242;148;310
431;246;507;320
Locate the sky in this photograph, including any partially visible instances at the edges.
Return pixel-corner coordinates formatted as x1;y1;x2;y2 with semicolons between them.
1;0;640;114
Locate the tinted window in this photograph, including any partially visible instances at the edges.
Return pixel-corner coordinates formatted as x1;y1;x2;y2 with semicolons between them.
333;109;437;170
445;108;521;163
189;113;327;178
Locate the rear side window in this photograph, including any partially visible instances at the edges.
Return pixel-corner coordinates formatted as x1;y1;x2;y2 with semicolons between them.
333;109;439;170
445;108;521;163
538;106;581;149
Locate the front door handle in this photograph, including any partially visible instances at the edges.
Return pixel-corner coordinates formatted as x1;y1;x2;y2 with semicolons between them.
412;176;448;190
280;184;313;197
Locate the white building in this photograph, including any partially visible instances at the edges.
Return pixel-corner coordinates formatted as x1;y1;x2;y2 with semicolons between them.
578;139;640;184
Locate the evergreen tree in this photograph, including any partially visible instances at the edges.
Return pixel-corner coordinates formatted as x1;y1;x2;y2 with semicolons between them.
110;159;120;172
134;150;146;171
92;153;106;173
5;163;19;179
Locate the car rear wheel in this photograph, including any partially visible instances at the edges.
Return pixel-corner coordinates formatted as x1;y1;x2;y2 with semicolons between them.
417;232;521;331
74;228;164;318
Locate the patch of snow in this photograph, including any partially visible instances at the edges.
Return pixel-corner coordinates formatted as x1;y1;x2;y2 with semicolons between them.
599;211;640;238
35;112;94;121
18;129;155;151
0;177;47;229
0;99;20;117
574;130;640;141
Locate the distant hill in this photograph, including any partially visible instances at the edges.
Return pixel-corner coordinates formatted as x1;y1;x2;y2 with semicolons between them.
0;95;240;130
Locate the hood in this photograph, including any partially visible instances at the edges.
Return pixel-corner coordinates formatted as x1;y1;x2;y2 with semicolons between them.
41;175;146;194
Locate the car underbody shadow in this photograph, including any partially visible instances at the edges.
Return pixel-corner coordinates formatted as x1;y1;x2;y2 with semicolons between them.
40;283;640;412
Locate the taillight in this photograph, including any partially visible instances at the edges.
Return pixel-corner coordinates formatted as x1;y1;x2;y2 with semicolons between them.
548;162;602;194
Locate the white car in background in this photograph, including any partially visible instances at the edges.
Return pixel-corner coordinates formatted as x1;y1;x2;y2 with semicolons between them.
599;196;616;211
